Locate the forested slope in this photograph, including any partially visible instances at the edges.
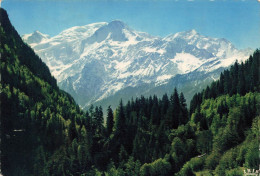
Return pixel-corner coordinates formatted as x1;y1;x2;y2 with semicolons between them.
94;50;260;176
0;8;88;175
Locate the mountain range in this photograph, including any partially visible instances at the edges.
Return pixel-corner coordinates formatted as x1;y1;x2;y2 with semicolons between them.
22;20;252;109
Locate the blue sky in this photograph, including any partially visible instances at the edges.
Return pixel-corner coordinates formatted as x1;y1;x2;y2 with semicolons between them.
2;0;259;49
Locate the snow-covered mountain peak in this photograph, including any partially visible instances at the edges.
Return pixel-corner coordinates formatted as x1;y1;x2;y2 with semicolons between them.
33;30;47;36
22;30;50;45
88;20;133;43
179;29;198;37
49;22;107;43
23;21;252;108
108;20;128;29
58;22;107;37
164;29;199;41
175;29;200;41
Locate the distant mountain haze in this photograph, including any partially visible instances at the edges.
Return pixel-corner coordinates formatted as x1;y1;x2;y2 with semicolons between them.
22;20;252;109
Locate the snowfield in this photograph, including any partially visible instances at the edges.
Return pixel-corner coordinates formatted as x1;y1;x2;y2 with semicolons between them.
23;20;252;108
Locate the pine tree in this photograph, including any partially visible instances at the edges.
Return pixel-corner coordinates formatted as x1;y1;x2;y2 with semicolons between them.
89;105;94;118
98;106;104;127
161;93;169;116
85;111;92;132
150;96;159;126
224;70;231;95
115;100;125;133
230;61;239;95
169;88;181;128
68;116;77;143
204;86;210;99
209;82;217;98
93;106;103;133
119;145;128;165
238;63;246;95
250;50;260;91
106;106;114;136
218;73;225;94
179;92;188;124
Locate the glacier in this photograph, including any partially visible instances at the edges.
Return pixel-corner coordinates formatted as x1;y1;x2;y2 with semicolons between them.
22;20;252;109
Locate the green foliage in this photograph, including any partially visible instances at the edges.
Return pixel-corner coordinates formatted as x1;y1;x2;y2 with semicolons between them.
225;168;243;176
189;157;206;172
140;158;171;176
177;156;205;176
196;130;213;154
106;165;125;176
244;141;258;169
124;157;141;176
176;164;195;176
205;151;221;170
215;148;239;175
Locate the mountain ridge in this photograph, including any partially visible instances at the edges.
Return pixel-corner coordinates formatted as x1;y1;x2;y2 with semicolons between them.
22;20;253;109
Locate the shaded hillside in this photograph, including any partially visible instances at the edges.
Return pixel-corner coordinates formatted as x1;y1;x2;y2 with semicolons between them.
0;8;86;175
